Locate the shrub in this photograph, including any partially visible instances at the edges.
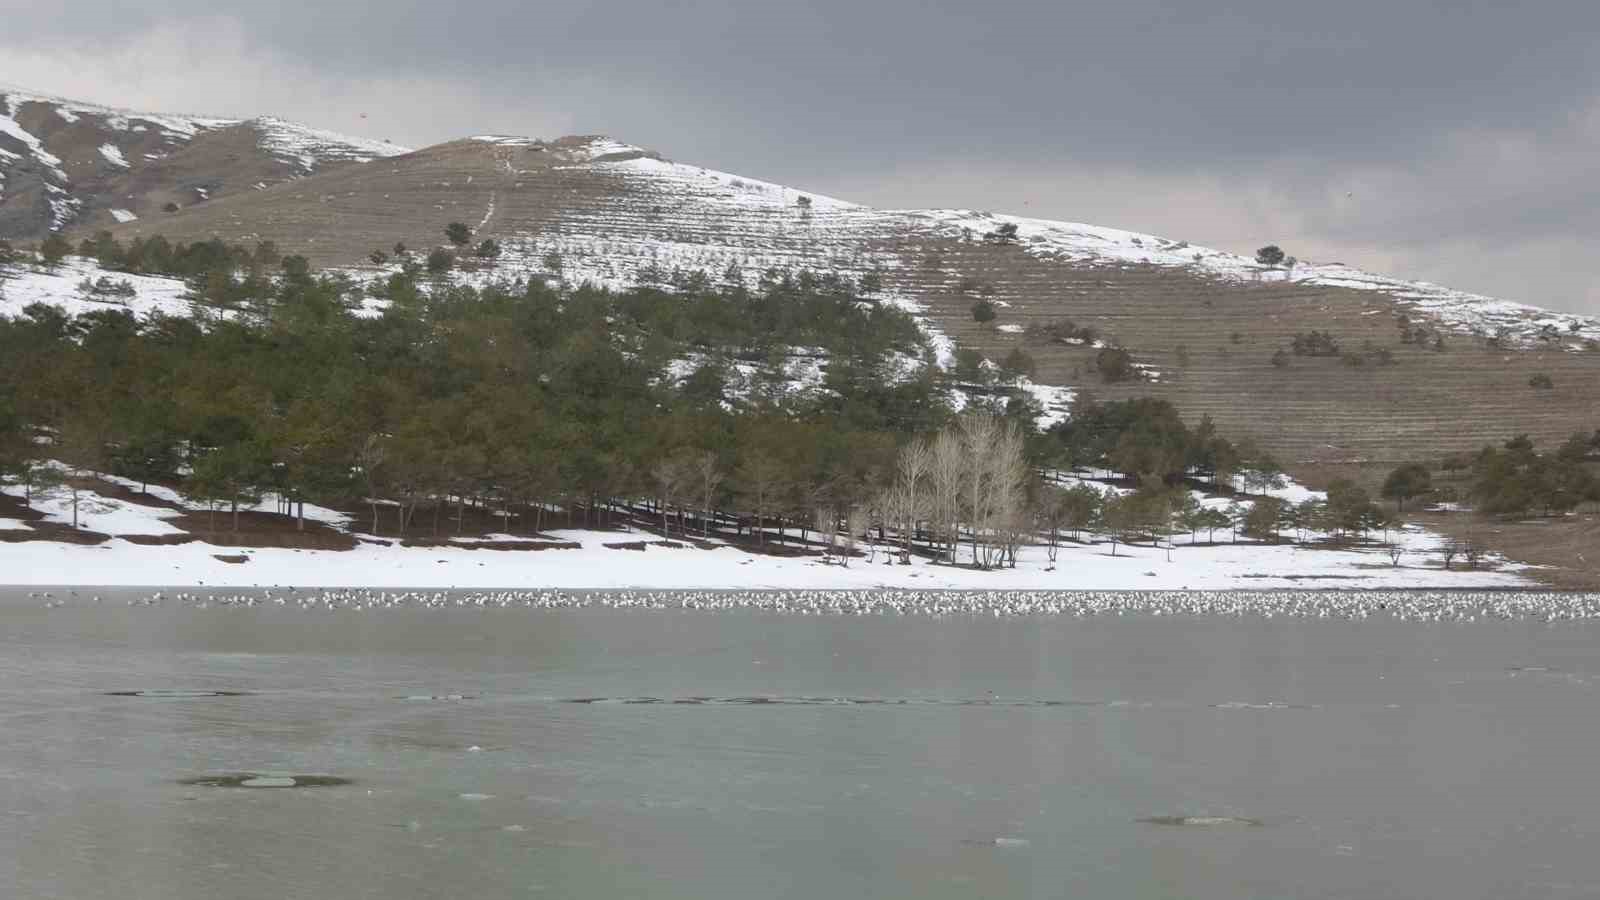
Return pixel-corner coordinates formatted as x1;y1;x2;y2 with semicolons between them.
1291;331;1341;356
999;347;1036;381
40;233;72;267
1270;349;1290;367
1095;347;1136;383
1027;319;1096;345
1244;496;1286;540
971;300;996;324
1529;373;1554;390
1382;463;1433;510
954;348;987;382
985;222;1020;244
1255;245;1285;266
444;222;472;247
426;248;453;274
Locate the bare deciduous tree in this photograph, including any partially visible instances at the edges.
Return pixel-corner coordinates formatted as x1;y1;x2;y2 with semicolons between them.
357;433;387;536
930;427;965;562
654;457;688;537
694;451;724;539
894;438;932;563
845;505;869;568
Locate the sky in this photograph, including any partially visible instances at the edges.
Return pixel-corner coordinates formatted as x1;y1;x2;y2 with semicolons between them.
3;0;1598;314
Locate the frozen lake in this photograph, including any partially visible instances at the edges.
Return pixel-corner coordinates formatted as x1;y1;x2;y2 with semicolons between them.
5;588;1600;898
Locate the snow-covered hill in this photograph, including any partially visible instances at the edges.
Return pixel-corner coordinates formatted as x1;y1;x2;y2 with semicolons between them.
0;86;410;237
338;137;1599;351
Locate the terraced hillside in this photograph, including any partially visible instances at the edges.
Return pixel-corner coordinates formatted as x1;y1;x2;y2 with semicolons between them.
96;133;1600;474
0;87;408;239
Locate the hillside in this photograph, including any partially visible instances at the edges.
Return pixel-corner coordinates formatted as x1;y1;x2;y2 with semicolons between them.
0;90;1595;585
0;86;409;239
90;130;1600;472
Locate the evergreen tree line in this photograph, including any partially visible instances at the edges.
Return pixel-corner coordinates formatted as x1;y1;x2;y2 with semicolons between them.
1385;433;1600;517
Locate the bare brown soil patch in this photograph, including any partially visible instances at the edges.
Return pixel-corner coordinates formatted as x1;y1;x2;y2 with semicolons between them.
398;539;581;551
169;510;358;551
1412;510;1600;590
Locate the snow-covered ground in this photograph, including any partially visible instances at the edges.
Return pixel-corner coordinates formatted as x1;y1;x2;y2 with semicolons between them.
0;521;1531;590
0;258;194;319
0;472;1532;590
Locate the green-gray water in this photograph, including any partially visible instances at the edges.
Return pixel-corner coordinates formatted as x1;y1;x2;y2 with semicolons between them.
5;588;1600;898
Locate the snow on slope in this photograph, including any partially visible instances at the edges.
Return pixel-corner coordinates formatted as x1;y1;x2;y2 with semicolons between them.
249;117;409;174
0;257;194;319
920;210;1600;347
96;142;129;168
424;136;1600;355
506;139;1600;350
0;86;410;231
0;92;77;227
0;85;234;141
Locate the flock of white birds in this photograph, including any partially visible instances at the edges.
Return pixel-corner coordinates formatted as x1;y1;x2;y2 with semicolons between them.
22;587;1600;622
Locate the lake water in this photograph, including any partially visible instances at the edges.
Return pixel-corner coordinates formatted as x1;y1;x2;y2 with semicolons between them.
5;588;1600;899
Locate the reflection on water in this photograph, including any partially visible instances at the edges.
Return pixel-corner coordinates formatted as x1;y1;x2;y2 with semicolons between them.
6;588;1600;899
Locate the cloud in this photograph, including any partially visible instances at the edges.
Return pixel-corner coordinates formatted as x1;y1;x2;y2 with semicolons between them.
0;20;579;147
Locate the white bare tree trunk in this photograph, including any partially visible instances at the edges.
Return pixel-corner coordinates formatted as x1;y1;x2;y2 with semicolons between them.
695;451;723;539
931;427;965;563
895;438;932;562
960;413;1000;567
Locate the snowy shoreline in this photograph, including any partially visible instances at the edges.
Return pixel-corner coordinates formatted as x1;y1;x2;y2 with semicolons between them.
2;467;1536;592
0;529;1533;591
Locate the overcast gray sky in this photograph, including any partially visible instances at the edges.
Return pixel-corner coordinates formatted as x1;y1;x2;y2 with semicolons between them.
4;1;1598;313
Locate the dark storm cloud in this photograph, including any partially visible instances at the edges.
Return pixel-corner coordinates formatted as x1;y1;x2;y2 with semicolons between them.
6;1;1600;311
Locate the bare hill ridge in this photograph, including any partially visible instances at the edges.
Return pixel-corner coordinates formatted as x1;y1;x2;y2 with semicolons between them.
0;86;409;239
90;126;1599;473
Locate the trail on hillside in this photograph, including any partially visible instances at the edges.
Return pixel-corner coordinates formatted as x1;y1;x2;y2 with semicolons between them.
477;192;497;232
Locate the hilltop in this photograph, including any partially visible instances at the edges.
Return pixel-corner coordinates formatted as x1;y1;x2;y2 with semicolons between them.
0;85;409;238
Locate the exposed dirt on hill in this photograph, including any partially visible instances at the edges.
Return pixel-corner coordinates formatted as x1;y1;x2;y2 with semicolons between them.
1;90;406;239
